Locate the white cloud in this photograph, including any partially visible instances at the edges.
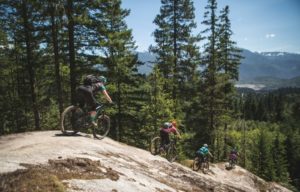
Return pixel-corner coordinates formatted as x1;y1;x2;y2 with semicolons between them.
265;33;276;38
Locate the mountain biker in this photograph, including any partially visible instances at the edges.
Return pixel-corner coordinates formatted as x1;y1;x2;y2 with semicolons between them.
196;144;213;163
160;121;181;151
229;147;238;164
76;75;113;127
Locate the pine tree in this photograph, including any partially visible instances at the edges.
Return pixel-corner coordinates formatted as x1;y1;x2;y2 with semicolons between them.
140;66;175;145
275;93;284;122
87;0;140;141
66;0;77;105
151;0;201;118
272;131;289;182
3;0;46;130
218;5;243;159
0;12;18;134
48;0;64;114
251;127;275;180
200;0;223;156
285;123;300;189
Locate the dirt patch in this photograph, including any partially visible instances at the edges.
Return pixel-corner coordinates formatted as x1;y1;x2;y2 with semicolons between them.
0;157;120;192
179;159;193;168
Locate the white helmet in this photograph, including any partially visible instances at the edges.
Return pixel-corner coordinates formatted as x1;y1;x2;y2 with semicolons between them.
163;122;172;128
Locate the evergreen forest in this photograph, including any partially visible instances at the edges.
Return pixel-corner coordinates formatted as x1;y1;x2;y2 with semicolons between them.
0;0;299;190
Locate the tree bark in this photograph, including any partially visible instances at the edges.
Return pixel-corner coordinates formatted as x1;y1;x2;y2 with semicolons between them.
50;4;63;114
21;0;40;130
66;0;76;105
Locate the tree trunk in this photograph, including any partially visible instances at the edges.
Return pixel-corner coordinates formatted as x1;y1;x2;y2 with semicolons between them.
66;0;76;105
117;79;121;141
172;0;178;112
50;4;63;114
21;0;40;130
223;123;228;160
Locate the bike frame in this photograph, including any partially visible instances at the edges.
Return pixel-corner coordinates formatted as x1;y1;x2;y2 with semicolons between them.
150;136;177;162
95;103;109;117
61;103;111;139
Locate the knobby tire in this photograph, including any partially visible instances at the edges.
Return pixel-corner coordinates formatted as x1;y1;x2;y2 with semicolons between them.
61;105;82;135
166;145;177;162
192;157;201;171
150;137;161;155
93;114;110;140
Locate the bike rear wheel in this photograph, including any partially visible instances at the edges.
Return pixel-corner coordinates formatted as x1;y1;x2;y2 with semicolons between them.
192;157;201;171
150;137;161;155
61;105;84;135
93;114;110;140
229;159;236;168
166;144;177;162
202;161;209;174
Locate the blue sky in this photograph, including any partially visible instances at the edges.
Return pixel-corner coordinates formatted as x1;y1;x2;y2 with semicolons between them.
122;0;300;53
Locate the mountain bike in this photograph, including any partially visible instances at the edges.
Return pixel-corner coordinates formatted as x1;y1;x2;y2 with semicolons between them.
61;103;110;140
192;155;209;174
149;136;178;162
228;154;238;169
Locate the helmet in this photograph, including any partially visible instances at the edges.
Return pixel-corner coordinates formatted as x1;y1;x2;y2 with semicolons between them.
98;76;107;84
203;144;208;148
163;122;171;129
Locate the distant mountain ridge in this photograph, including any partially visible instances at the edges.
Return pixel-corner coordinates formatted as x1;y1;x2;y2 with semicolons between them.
239;49;300;81
136;51;156;74
137;49;300;89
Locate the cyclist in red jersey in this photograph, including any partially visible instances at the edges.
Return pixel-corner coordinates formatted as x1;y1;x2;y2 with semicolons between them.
160;121;181;151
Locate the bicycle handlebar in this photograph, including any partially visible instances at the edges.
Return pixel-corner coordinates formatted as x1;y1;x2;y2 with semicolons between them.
96;102;114;111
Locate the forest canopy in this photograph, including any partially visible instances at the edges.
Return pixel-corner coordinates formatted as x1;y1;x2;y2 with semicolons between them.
0;0;299;190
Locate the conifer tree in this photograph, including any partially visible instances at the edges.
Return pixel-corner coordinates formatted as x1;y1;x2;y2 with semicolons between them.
218;5;242;159
251;127;275;180
200;0;222;154
140;66;175;145
151;0;201;118
48;0;64;114
66;0;77;105
272;131;289;182
0;14;19;134
218;6;242;81
88;0;139;141
3;0;44;130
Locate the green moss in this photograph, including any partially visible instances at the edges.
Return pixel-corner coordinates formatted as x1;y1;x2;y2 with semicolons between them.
0;158;120;192
178;159;194;168
0;168;66;192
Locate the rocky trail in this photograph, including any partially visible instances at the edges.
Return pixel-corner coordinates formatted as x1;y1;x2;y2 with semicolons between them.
0;131;291;192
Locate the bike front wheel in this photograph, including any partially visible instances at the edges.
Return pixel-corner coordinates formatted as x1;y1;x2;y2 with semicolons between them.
166;144;177;162
192;157;201;171
150;137;161;155
93;114;110;140
202;161;209;174
61;105;84;135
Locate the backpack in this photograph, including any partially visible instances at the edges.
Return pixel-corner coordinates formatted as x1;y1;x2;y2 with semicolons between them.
199;147;209;155
83;75;100;86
